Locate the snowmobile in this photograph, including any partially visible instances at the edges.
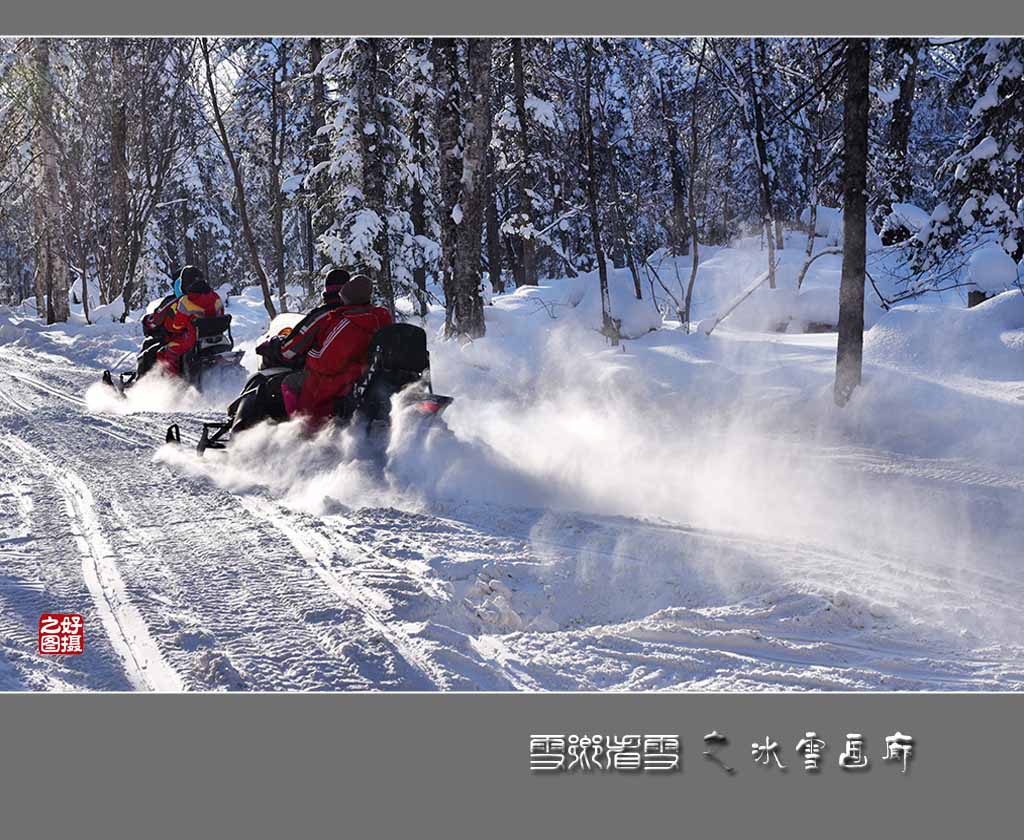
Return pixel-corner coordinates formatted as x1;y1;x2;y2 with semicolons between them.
102;311;244;395
165;319;453;455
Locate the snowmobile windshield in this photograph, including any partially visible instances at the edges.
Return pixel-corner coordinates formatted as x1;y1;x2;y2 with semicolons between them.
173;277;183;297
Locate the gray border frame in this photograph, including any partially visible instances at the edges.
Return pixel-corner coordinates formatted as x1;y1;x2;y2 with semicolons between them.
2;693;1020;836
1;0;1022;36
2;4;1022;834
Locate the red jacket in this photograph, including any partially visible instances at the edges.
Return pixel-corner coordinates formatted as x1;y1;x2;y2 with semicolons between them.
297;303;392;419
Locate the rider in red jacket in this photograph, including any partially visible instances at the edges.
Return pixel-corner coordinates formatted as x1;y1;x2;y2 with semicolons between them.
156;266;224;376
257;267;350;369
281;274;392;423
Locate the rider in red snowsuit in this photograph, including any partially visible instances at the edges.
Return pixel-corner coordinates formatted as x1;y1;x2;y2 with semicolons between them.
257;267;350;370
155;266;224;376
280;274;392;423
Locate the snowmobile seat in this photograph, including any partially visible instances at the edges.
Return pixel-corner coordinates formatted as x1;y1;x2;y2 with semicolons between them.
193;314;234;356
338;323;432;422
366;322;429;377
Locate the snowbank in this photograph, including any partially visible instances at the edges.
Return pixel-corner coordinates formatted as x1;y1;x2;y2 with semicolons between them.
968;244;1019;294
826;211;884;253
561;266;662;338
70;296;125;325
799;205;842;237
0;308;49;349
864;289;1024;381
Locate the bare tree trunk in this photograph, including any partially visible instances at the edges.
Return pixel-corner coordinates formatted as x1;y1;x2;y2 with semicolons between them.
357;38;395;315
683;42;707;329
835;39;870;407
505;231;524;289
803;44;825;262
583;42;618;344
746;43;780;284
805;202;818;259
485;149;504;294
408;41;430;317
110;39;130;307
548;158;576;277
31;39;68;323
307;37;331;255
435;39;462;334
607;156;641;299
448;38;489;338
69;155;91;323
181;191;196;266
511;39;537;286
201;38;277;318
269;41;288;312
658;74;689;257
888;38;919;205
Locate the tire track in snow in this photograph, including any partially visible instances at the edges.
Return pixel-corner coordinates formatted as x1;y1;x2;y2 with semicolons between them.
1;436;184;691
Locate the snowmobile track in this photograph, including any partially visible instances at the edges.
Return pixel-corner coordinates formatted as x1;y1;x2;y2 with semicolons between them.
1;436;183;691
240;497;475;690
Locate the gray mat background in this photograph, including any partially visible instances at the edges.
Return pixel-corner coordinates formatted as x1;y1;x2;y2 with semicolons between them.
2;3;1021;836
1;0;1021;36
1;694;1019;837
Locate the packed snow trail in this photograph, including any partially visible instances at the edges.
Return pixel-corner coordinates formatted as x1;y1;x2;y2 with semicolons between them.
0;344;538;690
1;437;182;690
2;280;1024;690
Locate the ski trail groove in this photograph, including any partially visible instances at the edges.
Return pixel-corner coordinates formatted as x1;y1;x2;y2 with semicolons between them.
1;437;183;691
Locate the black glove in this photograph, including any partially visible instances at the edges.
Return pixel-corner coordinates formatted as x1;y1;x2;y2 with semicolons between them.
256;336;284;367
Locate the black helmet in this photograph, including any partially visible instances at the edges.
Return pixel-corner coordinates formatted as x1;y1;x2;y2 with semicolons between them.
177;265;204;294
323;267;351;302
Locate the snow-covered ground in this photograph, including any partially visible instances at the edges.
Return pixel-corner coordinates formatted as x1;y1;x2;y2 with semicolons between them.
3;232;1024;691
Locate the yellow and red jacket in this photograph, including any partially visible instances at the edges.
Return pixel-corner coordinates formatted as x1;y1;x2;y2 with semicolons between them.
161;286;224;355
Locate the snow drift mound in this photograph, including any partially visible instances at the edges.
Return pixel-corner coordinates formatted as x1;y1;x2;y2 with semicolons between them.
0;311;26;344
864;289;1024;381
561;267;662;338
968;244;1019;295
0;309;48;349
849;290;1024;466
799;205;842;237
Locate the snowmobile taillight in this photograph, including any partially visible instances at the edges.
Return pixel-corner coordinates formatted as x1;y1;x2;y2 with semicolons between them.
411;395;452;416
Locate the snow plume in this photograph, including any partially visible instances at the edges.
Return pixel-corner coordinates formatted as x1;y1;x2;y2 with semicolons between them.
85;364;248;416
152;280;1024;650
155;420;398;514
85;368;198;415
153;403;562;518
419;309;1024;604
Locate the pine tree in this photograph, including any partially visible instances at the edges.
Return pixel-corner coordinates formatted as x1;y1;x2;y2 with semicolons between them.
917;38;1024;268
